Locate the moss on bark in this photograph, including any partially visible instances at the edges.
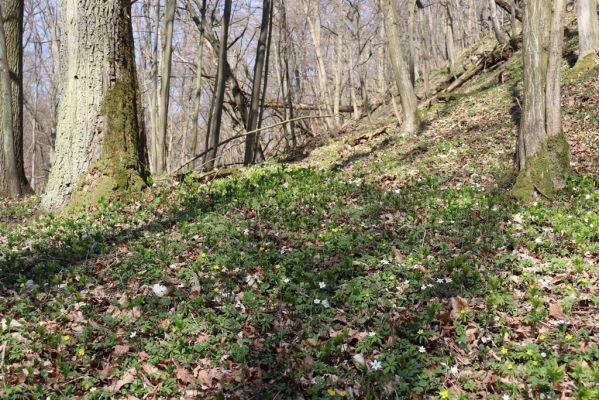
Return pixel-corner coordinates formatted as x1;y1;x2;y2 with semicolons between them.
70;79;147;208
512;131;570;201
570;53;598;77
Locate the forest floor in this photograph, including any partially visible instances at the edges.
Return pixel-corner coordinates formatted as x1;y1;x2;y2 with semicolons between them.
1;28;598;400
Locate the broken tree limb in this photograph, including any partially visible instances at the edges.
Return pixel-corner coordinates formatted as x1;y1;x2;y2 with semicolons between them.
174;114;335;174
421;44;513;108
226;100;356;113
495;0;522;21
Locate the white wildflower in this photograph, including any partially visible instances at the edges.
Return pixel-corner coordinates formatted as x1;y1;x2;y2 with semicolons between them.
370;359;383;371
152;283;168;297
319;281;326;289
449;365;459;376
243;228;250;236
283;277;290;283
444;277;453;283
314;298;321;304
368;332;376;337
503;395;510;400
129;331;137;339
418;346;426;353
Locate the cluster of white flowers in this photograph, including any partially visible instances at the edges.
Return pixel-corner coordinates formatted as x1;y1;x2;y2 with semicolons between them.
313;298;331;308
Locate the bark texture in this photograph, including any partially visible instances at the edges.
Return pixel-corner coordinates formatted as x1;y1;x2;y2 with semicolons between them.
0;0;29;198
514;0;569;200
575;0;599;68
42;0;148;209
384;0;420;135
156;0;176;174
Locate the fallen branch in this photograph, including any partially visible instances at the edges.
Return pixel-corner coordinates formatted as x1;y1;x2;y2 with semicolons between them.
174;114;335;174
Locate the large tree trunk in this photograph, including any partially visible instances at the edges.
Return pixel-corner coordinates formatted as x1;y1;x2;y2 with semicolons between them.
575;0;599;69
156;0;176;174
384;0;420;135
244;0;271;165
42;0;148;209
0;0;30;198
514;0;569;200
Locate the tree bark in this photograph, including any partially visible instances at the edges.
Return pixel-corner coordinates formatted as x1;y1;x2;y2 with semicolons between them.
0;0;29;198
244;0;271;165
155;0;176;174
514;0;569;200
575;0;599;67
190;0;206;170
42;0;148;209
384;0;420;135
205;0;231;170
445;0;458;79
489;0;508;45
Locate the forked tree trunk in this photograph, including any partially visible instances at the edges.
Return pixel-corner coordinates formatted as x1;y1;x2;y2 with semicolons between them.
384;0;420;135
575;0;599;68
0;0;30;198
489;0;508;45
514;0;569;200
244;0;271;165
42;0;148;209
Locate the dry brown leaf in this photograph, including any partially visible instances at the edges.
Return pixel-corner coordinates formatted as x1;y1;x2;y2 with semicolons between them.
142;363;160;375
175;366;195;385
105;367;136;393
549;302;567;320
450;296;469;320
112;344;130;359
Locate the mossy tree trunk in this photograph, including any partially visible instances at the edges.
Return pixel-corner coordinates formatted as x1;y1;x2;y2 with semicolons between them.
574;0;599;69
42;0;148;210
0;0;30;198
514;0;570;201
384;0;420;135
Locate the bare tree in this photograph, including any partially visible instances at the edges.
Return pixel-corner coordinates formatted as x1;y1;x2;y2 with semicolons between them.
244;0;272;165
0;0;30;198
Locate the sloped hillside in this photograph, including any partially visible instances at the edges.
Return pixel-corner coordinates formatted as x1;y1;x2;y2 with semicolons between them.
0;26;597;400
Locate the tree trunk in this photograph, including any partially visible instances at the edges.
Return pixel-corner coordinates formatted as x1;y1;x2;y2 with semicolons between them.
446;0;458;79
575;0;599;68
0;0;29;198
190;0;206;170
244;0;271;165
149;0;159;173
205;0;231;170
42;0;148;209
514;0;569;200
384;0;420;135
489;0;508;45
155;0;176;174
408;0;418;85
